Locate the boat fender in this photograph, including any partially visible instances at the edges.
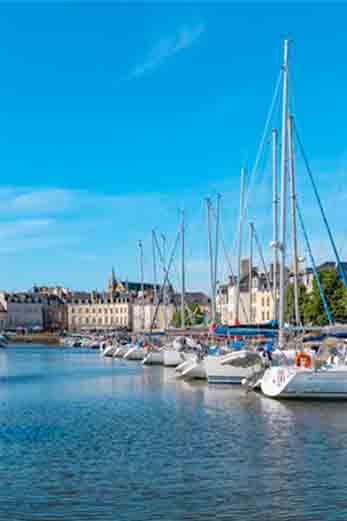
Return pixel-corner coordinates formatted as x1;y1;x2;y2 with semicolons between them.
295;352;311;369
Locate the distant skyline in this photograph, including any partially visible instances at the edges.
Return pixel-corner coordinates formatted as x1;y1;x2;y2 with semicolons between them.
0;3;346;293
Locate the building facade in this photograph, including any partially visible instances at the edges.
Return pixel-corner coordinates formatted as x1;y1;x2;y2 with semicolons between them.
0;292;44;329
132;299;176;332
67;295;132;331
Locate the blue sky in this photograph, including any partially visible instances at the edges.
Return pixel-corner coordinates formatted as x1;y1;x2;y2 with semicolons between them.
0;3;346;293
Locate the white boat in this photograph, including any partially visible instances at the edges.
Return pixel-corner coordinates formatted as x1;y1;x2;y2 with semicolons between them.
143;349;164;365
163;349;196;368
175;358;194;374
180;357;207;380
206;350;264;384
102;344;118;357
123;345;147;361
261;359;347;399
163;349;185;367
113;346;129;358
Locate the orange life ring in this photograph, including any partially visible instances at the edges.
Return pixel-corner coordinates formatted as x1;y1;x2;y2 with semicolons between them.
295;352;311;369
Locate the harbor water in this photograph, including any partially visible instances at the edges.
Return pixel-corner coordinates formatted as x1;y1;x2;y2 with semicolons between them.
1;345;347;521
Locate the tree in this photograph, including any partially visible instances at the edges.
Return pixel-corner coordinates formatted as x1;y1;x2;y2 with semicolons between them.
285;283;309;324
171;303;205;327
302;268;347;326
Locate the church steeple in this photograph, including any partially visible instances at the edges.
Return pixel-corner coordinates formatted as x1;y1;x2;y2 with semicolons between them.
107;267;117;296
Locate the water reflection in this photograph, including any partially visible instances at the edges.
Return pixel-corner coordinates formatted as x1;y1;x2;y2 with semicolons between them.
0;345;347;521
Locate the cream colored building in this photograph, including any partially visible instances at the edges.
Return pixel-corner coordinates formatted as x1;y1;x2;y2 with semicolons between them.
216;257;327;325
216;268;276;326
132;299;176;332
67;295;132;331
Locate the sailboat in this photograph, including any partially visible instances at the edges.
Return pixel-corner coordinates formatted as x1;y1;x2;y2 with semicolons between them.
260;40;347;399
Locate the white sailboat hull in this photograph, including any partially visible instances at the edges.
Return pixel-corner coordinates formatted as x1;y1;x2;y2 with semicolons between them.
180;359;207;380
102;345;117;357
163;351;195;367
261;366;347;399
123;347;147;361
142;350;164;365
113;346;129;358
206;354;261;384
176;359;194;374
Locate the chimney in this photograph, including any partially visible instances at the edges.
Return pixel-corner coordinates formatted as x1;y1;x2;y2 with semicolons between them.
241;258;250;278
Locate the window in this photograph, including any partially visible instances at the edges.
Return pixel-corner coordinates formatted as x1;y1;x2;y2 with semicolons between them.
98;308;102;314
92;308;95;313
267;297;270;306
266;311;270;320
261;298;264;307
262;312;265;321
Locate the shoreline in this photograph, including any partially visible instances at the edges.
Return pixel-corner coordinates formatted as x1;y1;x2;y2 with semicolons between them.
7;334;61;345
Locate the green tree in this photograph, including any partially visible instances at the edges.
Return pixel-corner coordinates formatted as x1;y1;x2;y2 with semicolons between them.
171;303;205;327
285;283;309;324
302;268;347;326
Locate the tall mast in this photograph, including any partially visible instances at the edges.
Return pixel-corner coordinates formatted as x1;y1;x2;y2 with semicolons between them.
249;222;253;324
139;240;145;331
152;230;158;304
161;234;168;330
235;167;245;324
288;114;300;326
272;128;279;322
181;210;186;329
214;194;221;319
206;198;216;323
279;39;289;348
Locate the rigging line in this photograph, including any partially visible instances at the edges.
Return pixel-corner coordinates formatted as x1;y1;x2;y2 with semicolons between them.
210;207;249;322
150;229;181;332
293;120;347;288
247;133;272;223
296;199;333;325
152;231;175;292
243;69;282;218
251;223;274;302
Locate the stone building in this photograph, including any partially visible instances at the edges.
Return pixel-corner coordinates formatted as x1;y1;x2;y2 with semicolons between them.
132;298;176;332
0;304;8;329
65;268;162;332
216;258;347;326
42;296;68;331
216;270;275;325
67;294;132;332
0;292;44;329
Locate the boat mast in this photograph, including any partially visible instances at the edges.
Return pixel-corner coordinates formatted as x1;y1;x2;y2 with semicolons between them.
288;114;300;326
214;194;221;322
272;128;279;322
139;240;145;331
161;234;168;330
180;210;186;330
235;167;245;324
279;39;289;349
249;222;253;324
206;198;216;323
152;230;158;305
